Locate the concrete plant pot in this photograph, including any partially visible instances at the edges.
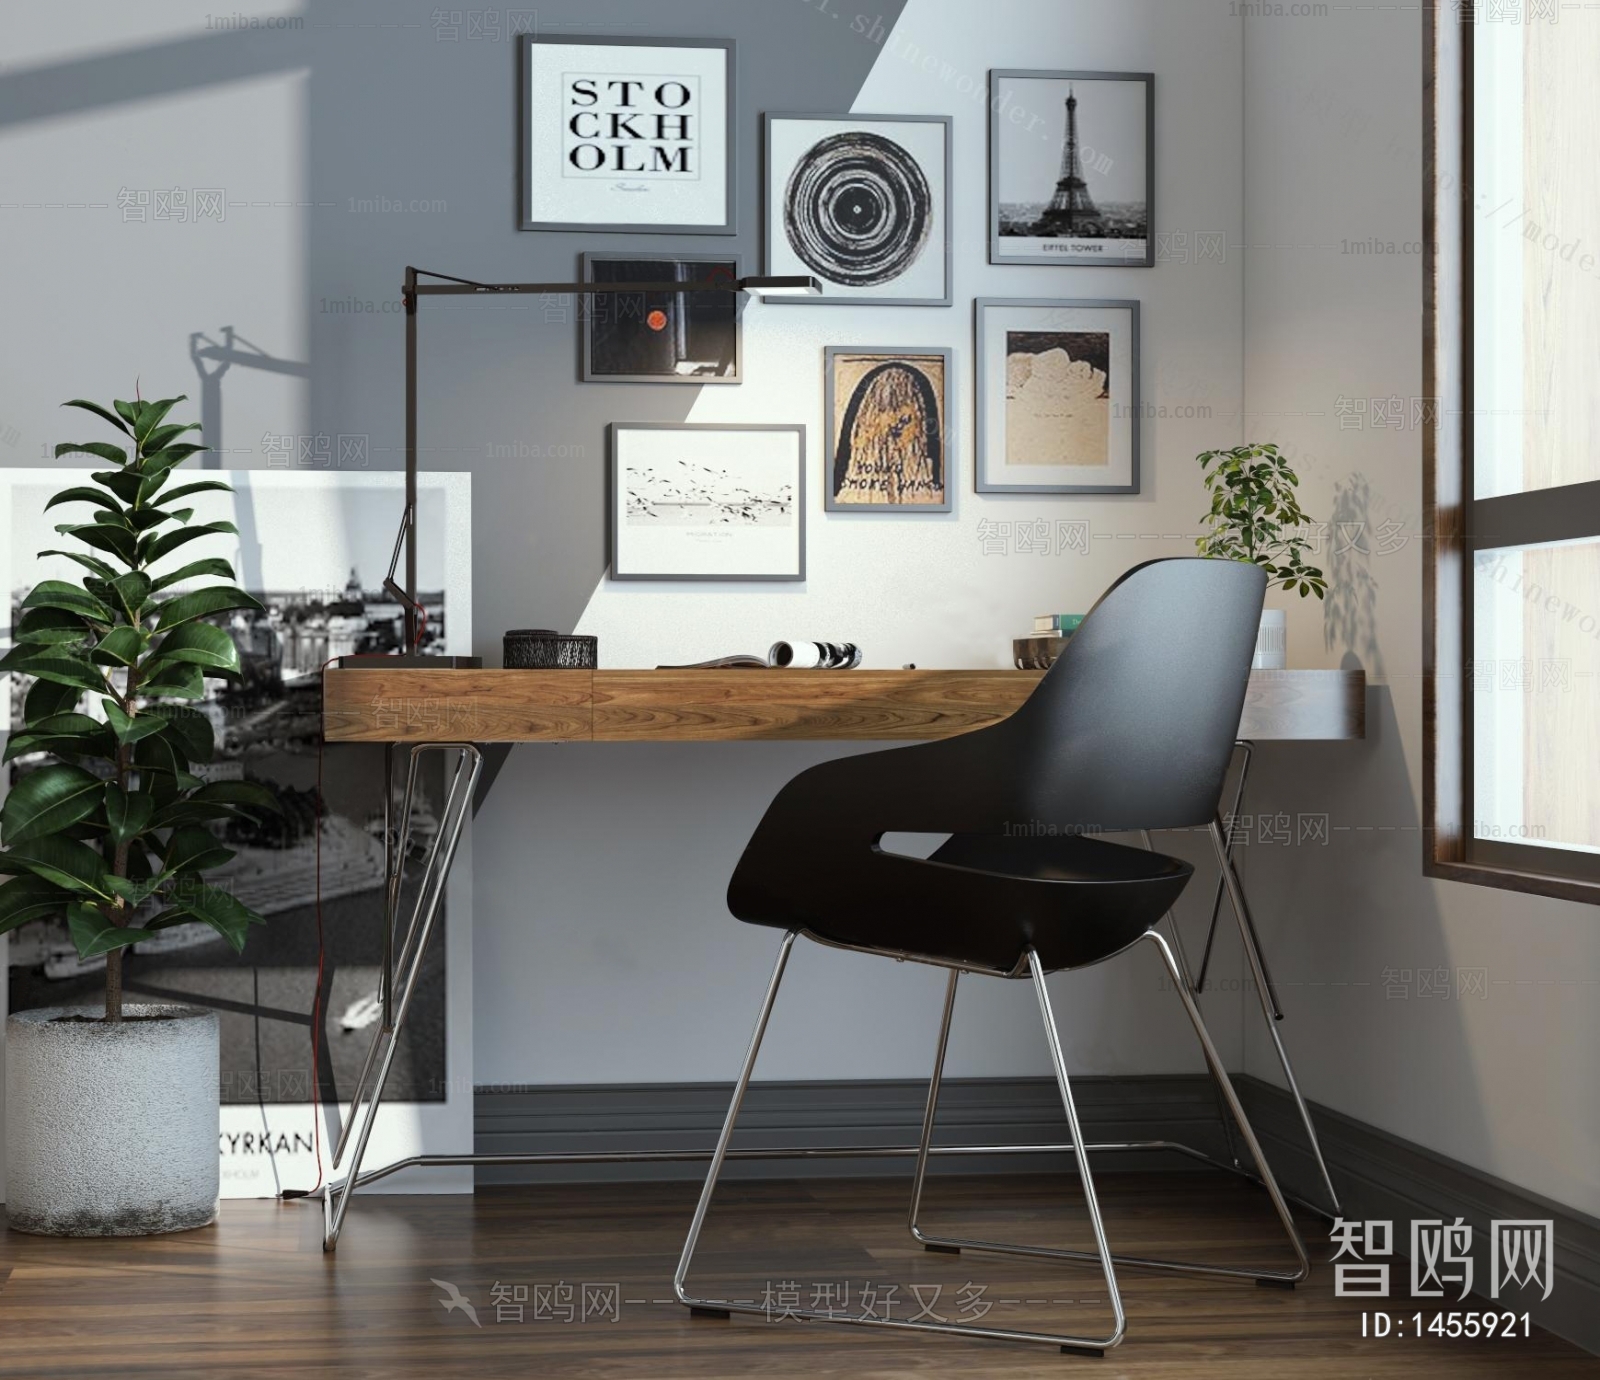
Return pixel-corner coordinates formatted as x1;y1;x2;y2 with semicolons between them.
5;1004;219;1237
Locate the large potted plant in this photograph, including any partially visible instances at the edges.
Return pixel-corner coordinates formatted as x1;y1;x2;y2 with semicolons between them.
1;393;276;1236
1194;442;1327;668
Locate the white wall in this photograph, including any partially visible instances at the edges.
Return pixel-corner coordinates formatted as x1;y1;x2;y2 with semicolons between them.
475;0;1252;1087
1241;7;1600;1217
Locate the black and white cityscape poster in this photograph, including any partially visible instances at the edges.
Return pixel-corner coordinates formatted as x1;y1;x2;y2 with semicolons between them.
765;114;951;306
521;35;734;234
1;469;474;1196
989;70;1153;267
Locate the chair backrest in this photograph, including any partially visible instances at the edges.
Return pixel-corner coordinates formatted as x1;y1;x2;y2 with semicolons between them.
996;557;1265;832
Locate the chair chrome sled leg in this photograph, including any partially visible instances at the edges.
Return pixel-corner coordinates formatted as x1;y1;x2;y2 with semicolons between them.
674;933;1127;1355
909;932;1310;1289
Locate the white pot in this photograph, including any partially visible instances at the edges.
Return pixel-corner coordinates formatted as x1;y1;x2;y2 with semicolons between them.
5;1004;219;1236
1253;608;1287;670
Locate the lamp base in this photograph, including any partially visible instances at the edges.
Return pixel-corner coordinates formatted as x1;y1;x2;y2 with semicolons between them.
333;653;483;670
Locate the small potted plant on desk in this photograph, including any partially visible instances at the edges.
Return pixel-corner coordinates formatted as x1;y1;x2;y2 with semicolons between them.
1194;442;1327;668
1;393;277;1236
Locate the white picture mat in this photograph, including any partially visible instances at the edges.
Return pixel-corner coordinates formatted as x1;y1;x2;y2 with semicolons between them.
766;116;948;302
979;304;1136;485
0;469;476;1198
993;74;1148;264
525;41;729;227
614;427;801;578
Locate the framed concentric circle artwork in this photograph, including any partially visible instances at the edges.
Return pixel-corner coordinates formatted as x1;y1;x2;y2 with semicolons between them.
763;113;951;306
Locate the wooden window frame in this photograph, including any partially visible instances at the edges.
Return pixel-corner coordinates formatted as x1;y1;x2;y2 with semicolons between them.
1424;3;1600;904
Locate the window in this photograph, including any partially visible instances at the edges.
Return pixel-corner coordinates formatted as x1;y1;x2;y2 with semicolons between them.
1426;4;1600;901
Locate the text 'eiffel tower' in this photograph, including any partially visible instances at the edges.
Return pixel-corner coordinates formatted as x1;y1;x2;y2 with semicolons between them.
1032;86;1099;235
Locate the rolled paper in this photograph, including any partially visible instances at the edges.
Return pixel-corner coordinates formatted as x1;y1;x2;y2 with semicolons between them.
768;640;862;669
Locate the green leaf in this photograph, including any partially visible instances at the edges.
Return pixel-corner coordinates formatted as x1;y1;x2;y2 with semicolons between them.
164;825;235;875
0;836;112;898
63;399;131;436
59;521;138;565
67;902;150;958
104;876;162;908
45;486;122;515
21;580;116;623
158;480;234;506
150;557;235;592
131;396;186;444
189;780;280;814
140;521;237;567
146;621;239;674
104;784;155;849
0;649;108;695
90;625;145;667
153;707;216;764
138;662;205;700
110;571;153;621
55;441;128;465
154;584;263;629
36;548;121;582
101;699;168;747
14;606;90;647
0;874;72;935
0;764;105;846
163;877;257;952
127;506;176;532
140;421;201;454
2;713;108;763
92;469;143;505
113;399;139;428
24;678;81;726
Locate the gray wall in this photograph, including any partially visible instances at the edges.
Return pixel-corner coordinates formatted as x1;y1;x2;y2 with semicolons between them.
1241;7;1600;1219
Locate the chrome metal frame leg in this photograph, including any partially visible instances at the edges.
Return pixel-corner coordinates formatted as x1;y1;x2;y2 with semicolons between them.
908;933;1310;1288
675;937;1127;1354
1207;819;1342;1219
322;742;482;1251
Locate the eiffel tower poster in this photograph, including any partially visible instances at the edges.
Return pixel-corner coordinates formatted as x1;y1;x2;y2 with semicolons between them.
989;70;1153;267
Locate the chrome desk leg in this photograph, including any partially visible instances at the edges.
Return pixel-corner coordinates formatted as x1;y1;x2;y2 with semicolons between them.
908;945;1308;1288
1208;818;1342;1218
323;742;482;1251
1197;741;1259;999
675;938;1126;1354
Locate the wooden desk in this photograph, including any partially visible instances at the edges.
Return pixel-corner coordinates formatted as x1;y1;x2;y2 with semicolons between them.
321;667;1365;744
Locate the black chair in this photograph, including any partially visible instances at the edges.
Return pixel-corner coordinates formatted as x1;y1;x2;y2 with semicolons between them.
672;558;1310;1354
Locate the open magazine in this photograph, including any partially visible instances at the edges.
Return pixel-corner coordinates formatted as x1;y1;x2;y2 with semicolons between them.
658;641;862;670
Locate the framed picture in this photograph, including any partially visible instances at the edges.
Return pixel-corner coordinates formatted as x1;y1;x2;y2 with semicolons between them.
519;34;735;234
609;423;805;581
823;346;953;512
581;253;741;384
764;113;951;306
988;70;1153;267
975;298;1140;494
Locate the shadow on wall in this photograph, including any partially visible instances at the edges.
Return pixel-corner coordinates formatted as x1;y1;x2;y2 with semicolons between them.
1324;472;1387;680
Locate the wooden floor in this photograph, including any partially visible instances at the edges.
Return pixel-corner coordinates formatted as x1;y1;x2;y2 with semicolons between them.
1;1173;1596;1378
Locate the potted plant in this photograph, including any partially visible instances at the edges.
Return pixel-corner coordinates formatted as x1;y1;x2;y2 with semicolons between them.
1194;442;1327;669
1;392;276;1236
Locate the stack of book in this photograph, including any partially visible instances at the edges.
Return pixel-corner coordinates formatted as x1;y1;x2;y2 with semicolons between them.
1013;614;1084;670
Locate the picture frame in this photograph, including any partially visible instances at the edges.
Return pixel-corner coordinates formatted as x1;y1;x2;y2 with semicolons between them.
823;346;953;513
988;70;1153;268
580;253;741;384
609;422;806;581
764;113;952;306
974;298;1140;494
519;34;736;235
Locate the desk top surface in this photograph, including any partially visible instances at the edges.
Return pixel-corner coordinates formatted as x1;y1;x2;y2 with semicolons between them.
321;666;1365;745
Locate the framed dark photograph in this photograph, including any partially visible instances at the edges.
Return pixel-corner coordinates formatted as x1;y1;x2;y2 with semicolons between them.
581;253;741;384
609;423;805;581
975;298;1140;494
824;346;953;512
519;34;735;234
989;70;1153;267
764;113;951;306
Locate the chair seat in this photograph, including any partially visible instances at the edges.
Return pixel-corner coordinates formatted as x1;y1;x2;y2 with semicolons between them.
729;832;1193;976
